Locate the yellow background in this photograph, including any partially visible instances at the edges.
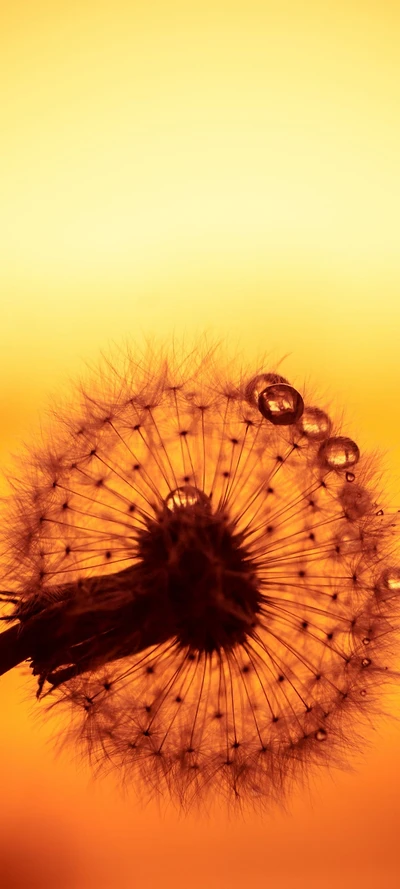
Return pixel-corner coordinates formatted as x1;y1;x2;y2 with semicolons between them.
1;2;400;886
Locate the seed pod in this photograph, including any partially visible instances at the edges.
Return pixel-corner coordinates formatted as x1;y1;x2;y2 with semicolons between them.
0;341;399;812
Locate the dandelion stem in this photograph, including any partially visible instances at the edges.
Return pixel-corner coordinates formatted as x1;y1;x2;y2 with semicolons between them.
0;623;30;678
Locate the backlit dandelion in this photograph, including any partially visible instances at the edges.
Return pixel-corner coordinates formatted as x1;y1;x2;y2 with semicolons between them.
0;341;399;811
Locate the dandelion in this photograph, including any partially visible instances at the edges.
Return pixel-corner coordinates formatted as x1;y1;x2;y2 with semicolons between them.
0;341;399;811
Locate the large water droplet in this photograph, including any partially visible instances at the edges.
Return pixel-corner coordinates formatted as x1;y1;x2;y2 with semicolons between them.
164;485;211;512
245;373;288;407
315;728;327;741
339;483;371;521
297;406;332;441
258;384;304;426
318;436;360;471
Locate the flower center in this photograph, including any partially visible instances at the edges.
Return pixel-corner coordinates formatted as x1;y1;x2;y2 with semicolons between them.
136;495;261;654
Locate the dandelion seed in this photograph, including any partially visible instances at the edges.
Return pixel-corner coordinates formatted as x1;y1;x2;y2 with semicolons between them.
0;340;399;812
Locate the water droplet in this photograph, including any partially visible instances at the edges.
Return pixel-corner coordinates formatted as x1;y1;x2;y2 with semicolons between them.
315;728;327;741
318;436;360;471
332;527;362;556
164;485;211;512
376;508;384;516
245;373;288;407
360;689;367;696
297;406;332;441
362;637;370;645
339;483;371;521
258;384;304;426
346;471;355;482
377;567;400;596
361;657;371;668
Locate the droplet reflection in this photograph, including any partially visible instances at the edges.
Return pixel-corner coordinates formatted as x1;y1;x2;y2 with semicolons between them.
332;527;362;556
318;436;360;471
297;407;332;441
258;384;304;426
315;728;327;741
377;567;400;596
165;485;211;512
245;373;288;407
339;484;371;521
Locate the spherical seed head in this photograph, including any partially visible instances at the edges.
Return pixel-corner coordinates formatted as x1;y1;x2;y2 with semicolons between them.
1;340;399;813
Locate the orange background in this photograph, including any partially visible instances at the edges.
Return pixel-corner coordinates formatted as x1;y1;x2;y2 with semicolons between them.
1;2;400;887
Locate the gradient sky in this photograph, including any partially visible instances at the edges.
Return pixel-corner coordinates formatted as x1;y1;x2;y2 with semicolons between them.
1;2;400;888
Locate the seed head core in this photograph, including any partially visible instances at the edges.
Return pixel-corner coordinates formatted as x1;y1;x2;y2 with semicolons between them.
136;488;261;654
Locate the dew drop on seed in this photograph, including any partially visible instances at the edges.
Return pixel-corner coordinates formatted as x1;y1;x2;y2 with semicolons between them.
297;406;332;441
164;484;211;512
245;373;288;407
377;567;400;596
316;728;327;741
332;526;362;556
339;483;371;521
318;436;360;471
258;384;304;426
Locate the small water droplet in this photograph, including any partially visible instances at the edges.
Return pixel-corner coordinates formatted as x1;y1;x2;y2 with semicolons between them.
316;728;327;741
332;527;362;555
361;657;371;668
339;483;371;520
297;406;332;441
245;373;288;406
164;485;211;512
360;689;367;696
346;471;355;482
318;436;360;471
377;566;400;596
258;384;304;426
376;508;384;516
362;637;370;645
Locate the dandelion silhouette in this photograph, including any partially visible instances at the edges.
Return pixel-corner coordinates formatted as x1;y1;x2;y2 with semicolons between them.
0;342;399;811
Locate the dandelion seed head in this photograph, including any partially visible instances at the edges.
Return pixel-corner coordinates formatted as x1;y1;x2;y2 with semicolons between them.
0;339;399;812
